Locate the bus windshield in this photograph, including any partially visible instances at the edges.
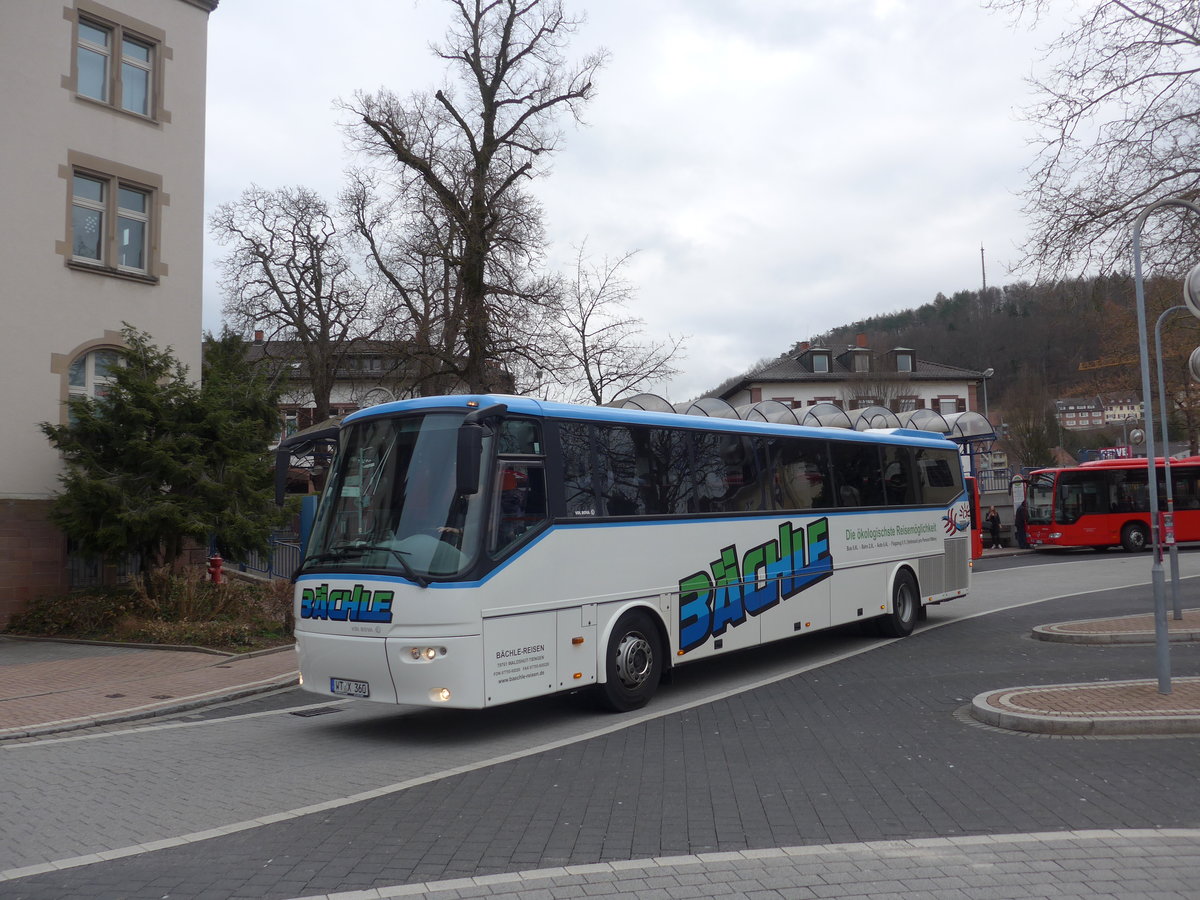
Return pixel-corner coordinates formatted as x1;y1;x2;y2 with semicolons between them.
1026;471;1057;525
301;412;489;581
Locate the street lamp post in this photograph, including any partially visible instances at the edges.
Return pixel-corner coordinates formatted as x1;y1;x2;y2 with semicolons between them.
1122;414;1140;454
981;367;994;421
1130;196;1200;694
1155;306;1187;621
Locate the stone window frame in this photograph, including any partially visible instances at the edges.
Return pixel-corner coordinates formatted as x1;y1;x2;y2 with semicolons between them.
57;151;168;283
50;331;126;426
63;1;172;125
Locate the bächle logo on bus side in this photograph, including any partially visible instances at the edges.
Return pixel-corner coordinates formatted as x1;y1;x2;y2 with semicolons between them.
677;518;833;654
942;502;970;535
300;584;394;623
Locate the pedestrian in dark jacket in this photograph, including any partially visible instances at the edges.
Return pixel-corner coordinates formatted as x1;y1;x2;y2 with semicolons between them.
985;505;1001;549
1015;500;1028;549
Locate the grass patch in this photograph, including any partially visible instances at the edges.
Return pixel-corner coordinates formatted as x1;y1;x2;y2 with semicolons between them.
5;567;293;654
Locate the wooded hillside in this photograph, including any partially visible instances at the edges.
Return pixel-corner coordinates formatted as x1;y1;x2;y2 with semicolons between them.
812;273;1193;412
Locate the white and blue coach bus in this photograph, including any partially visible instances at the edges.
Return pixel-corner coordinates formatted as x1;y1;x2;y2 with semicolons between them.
292;395;971;712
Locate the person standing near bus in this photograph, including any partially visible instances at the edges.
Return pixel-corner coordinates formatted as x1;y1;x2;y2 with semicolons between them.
1015;500;1028;549
985;505;1001;549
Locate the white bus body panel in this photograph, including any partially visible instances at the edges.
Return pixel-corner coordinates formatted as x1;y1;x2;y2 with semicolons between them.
294;504;969;708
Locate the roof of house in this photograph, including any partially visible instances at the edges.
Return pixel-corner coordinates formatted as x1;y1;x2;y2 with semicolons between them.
717;348;986;399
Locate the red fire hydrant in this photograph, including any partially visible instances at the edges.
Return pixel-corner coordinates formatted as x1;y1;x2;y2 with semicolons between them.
207;554;224;584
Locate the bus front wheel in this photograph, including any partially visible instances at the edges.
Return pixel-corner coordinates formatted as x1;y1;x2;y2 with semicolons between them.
1121;523;1149;552
598;610;663;712
878;570;918;638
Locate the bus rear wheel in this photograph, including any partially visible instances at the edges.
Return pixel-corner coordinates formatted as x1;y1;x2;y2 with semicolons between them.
598;610;663;712
877;570;918;638
1121;523;1149;553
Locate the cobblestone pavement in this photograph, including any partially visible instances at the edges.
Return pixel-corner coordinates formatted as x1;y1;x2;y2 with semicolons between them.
292;829;1200;899
0;640;298;739
2;555;1199;898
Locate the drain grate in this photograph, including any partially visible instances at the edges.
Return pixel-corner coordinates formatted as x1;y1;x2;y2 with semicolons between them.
290;706;344;718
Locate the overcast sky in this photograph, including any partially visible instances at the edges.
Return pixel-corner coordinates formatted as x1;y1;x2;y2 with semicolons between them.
202;0;1059;400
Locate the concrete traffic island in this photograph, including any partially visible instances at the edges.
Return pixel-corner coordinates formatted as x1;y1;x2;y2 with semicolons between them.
971;677;1200;735
972;608;1200;735
1033;608;1200;644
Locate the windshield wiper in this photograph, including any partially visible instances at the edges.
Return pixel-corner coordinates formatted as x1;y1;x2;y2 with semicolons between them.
304;542;429;588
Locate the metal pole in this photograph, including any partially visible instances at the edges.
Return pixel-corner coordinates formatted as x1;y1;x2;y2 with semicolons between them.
1130;197;1200;693
1155;306;1187;620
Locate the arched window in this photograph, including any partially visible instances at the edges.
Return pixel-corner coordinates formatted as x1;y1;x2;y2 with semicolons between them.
68;348;120;403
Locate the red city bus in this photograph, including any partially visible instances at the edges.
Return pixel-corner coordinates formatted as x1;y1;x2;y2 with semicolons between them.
1025;456;1200;552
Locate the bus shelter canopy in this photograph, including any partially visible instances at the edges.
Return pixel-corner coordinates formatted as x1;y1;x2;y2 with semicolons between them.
942;411;997;442
800;402;854;429
739;400;802;425
852;406;902;431
675;397;740;418
611;393;675;413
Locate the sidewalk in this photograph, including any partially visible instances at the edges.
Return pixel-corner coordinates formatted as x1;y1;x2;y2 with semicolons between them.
2;605;1199;741
0;636;298;741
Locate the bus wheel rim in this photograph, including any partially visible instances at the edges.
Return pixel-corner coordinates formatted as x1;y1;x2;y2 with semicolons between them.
615;630;653;689
898;582;915;622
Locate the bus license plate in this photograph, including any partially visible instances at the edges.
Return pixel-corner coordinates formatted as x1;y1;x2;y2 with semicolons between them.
330;678;370;698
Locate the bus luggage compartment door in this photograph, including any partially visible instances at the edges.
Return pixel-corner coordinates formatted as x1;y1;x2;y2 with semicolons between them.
483;611;558;706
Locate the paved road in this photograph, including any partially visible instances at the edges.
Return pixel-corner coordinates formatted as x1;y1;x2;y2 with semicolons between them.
3;552;1199;898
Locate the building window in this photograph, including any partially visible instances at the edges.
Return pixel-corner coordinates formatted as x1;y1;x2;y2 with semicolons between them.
937;397;959;415
71;170;152;274
62;154;163;279
811;353;830;373
71;174;105;261
68;348;120;402
72;10;160;119
66;348;121;423
852;352;870;373
896;353;914;372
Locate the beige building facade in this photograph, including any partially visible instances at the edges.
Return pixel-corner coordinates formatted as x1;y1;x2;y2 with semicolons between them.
718;342;985;418
0;0;217;624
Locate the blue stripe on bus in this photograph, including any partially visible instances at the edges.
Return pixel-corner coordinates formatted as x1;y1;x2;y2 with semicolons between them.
341;395;960;449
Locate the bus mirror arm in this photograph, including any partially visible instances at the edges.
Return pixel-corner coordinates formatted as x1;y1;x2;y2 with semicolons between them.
456;403;508;495
273;425;341;506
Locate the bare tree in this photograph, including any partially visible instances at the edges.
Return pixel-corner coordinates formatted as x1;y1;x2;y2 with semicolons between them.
342;0;607;392
343;169;562;396
1002;373;1061;469
211;185;374;421
548;246;686;404
988;0;1200;277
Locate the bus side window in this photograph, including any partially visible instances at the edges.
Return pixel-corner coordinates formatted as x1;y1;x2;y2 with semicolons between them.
633;426;691;515
559;422;598;517
882;445;918;506
694;433;760;512
830;442;885;507
490;462;548;554
770;437;831;511
915;447;962;506
595;425;641;515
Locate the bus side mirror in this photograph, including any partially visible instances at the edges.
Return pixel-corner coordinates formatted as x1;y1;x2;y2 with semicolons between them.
456;402;508;495
457;424;483;495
